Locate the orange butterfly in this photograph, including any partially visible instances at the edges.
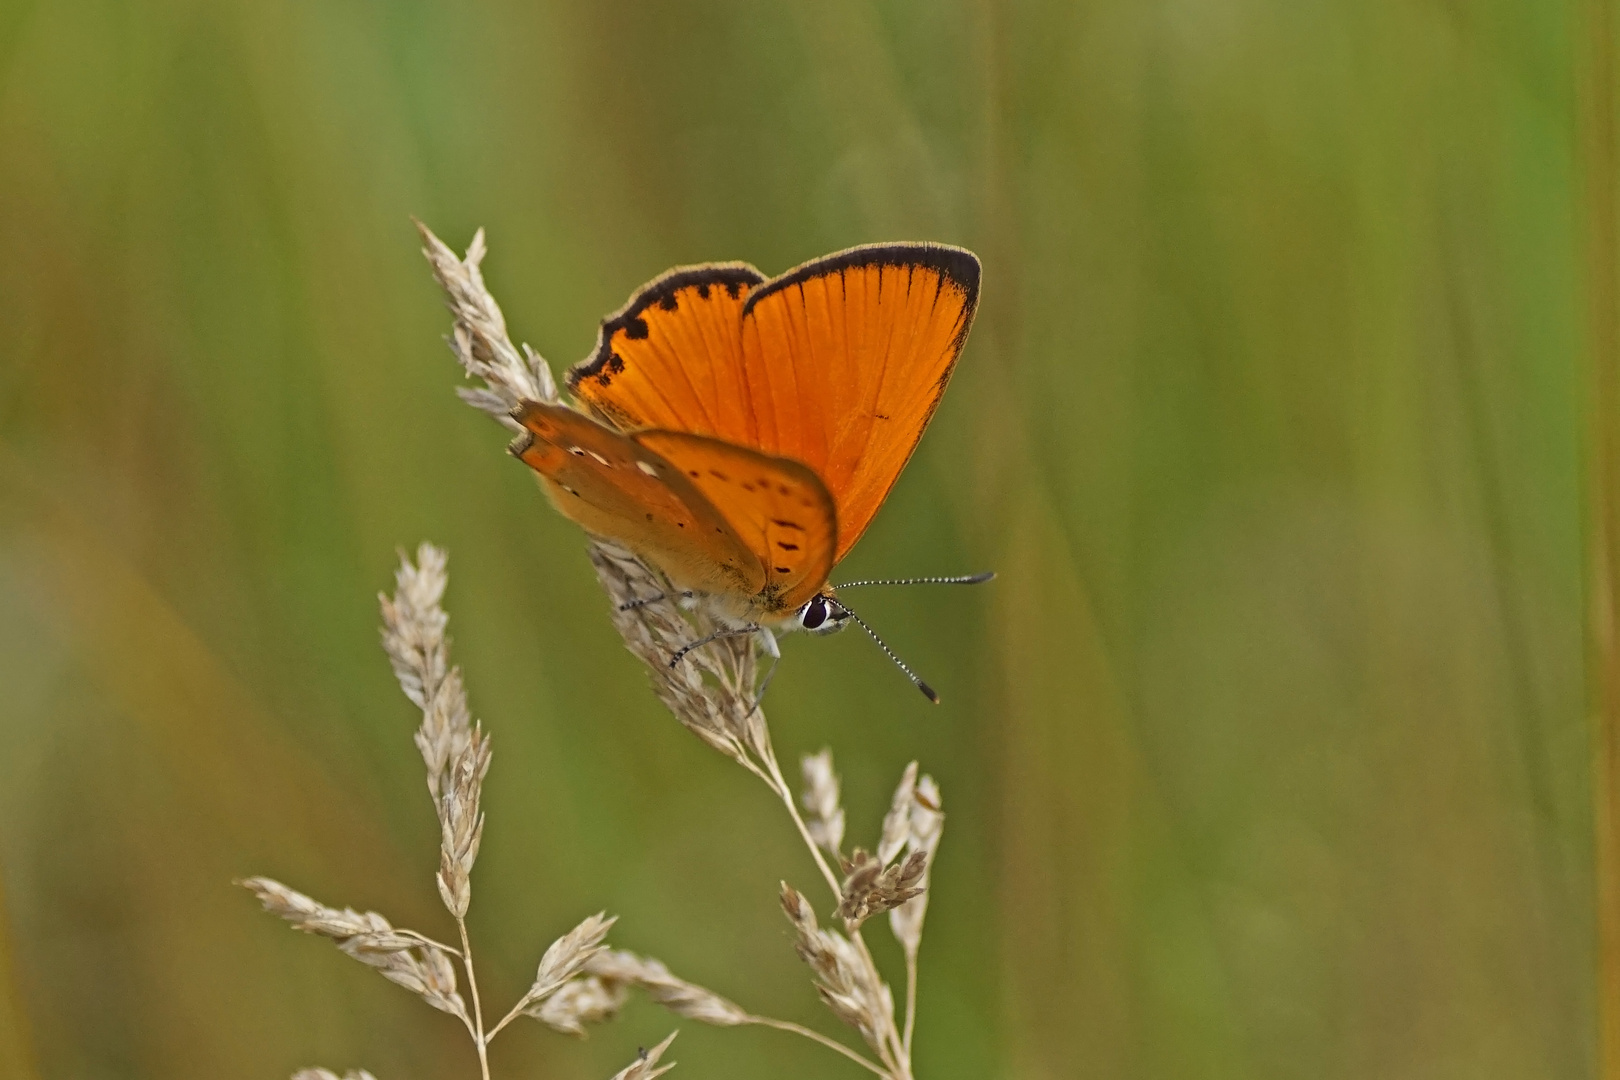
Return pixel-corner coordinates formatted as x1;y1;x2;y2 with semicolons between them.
509;243;988;700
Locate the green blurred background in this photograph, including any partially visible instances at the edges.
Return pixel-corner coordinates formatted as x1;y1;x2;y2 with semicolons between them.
0;0;1602;1077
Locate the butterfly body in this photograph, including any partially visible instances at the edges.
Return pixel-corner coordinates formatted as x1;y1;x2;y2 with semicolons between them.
510;242;980;651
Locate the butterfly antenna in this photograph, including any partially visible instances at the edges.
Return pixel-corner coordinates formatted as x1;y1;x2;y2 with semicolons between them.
833;571;996;590
838;604;941;704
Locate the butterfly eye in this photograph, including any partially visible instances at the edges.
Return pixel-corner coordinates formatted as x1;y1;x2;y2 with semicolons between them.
798;596;828;630
797;595;850;634
801;595;845;632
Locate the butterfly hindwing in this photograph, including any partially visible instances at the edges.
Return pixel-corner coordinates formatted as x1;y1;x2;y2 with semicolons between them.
510;401;765;597
569;263;765;434
633;430;838;614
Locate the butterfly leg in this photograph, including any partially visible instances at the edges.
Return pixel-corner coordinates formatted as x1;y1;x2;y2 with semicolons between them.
619;590;695;612
749;628;781;716
756;626;781;659
667;624;761;669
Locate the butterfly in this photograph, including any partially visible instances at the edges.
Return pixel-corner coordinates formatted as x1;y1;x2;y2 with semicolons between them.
508;242;988;701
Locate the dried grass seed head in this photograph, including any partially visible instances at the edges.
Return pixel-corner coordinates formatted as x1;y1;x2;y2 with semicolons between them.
380;543;473;802
532;974;630;1037
800;748;846;857
435;722;492;918
586;949;751;1027
377;545;493;918
878;761;919;864
837;848;928;927
779;883;897;1056
519;911;617;1010
417;222;558;419
240;877;467;1020
890;773;946;957
588;541;775;775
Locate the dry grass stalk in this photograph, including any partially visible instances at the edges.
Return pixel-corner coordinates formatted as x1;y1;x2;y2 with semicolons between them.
417;223;952;1080
243;546;676;1080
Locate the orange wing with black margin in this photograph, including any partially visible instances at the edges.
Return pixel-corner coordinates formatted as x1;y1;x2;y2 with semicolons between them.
567;243;980;564
737;244;979;561
568;263;765;434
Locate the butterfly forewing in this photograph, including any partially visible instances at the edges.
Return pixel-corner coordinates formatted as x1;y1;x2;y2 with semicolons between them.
570;264;765;435
510;401;765;597
739;245;979;561
633;431;837;614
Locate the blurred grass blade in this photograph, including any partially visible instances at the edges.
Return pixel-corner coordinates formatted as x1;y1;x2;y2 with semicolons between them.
0;872;40;1080
1585;0;1620;1071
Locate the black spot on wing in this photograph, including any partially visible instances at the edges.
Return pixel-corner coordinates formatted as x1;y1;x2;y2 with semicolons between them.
623;316;649;340
658;293;679;311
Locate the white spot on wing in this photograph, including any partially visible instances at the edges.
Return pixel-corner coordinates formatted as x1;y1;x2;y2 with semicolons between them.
636;460;659;476
588;450;611;466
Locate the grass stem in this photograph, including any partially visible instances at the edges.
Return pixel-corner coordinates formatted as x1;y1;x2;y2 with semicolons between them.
903;952;918;1060
458;917;492;1080
747;1016;890;1078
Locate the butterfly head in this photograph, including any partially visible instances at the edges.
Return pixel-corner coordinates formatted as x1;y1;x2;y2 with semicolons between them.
795;593;853;635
